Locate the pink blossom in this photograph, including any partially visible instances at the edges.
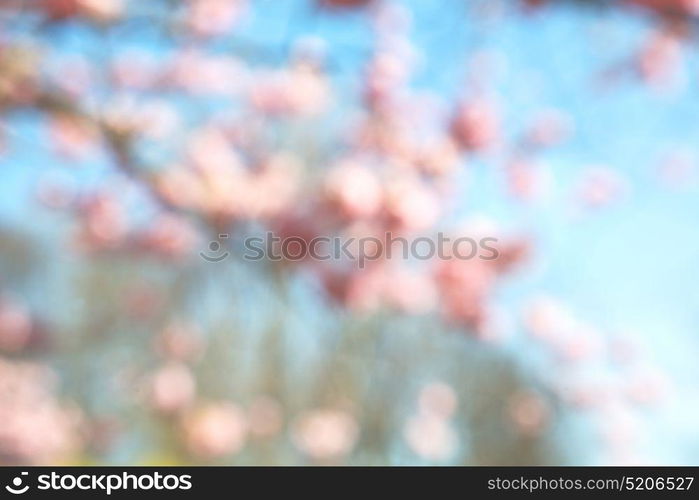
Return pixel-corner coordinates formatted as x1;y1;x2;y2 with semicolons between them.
363;52;411;109
385;178;441;232
137;214;199;260
48;114;98;160
75;193;128;251
523;296;575;341
403;412;456;461
383;268;438;315
418;382;458;419
167;52;248;95
182;403;248;458
149;363;196;414
322;266;386;313
253;64;330;117
636;29;684;87
507;391;550;437
415;138;461;177
292;409;359;461
0;297;32;353
111;51;160;90
434;258;498;332
324;161;383;220
78;0;123;22
628;0;699;16
243;154;301;219
43;0;123;22
0;359;82;463
185;0;247;38
450;99;500;152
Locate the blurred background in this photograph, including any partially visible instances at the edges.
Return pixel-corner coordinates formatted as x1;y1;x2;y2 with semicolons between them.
0;0;698;465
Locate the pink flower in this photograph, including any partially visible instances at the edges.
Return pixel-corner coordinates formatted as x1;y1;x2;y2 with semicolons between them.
137;101;181;140
250;63;330;116
523;296;576;341
507;391;550;437
385;178;441;232
156;169;207;212
75;193;127;251
185;0;247;38
383;268;438;315
433;235;528;332
111;51;159;90
415;138;460;177
363;52;410;109
292;409;359;461
43;0;80;20
0;297;32;353
243;154;301;219
182;403;248;458
637;29;684;87
166;51;248;95
434;258;497;331
628;0;699;16
403;412;456;461
149;363;196;414
77;0;123;23
162;146;301;221
0;359;82;463
322;266;386;313
43;0;123;22
450;99;500;152
553;326;604;363
137;214;199;260
48;114;98;160
418;382;458;419
324;161;383;220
